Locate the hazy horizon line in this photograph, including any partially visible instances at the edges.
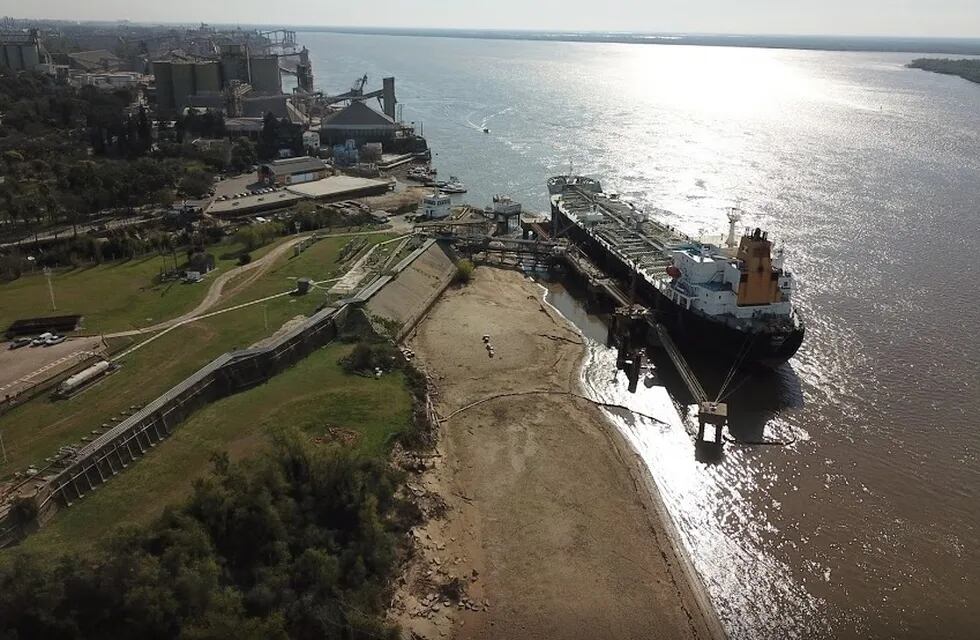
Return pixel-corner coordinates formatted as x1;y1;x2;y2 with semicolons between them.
5;16;980;42
5;17;980;55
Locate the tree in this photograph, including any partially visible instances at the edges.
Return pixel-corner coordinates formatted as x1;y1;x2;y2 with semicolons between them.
179;170;214;199
136;106;152;153
257;112;280;161
230;138;257;172
154;188;176;210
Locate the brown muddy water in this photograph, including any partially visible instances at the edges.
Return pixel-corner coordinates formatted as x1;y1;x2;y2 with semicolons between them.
305;32;980;638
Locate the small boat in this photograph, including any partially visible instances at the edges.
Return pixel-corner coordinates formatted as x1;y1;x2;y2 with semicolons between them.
482;127;490;134
440;176;467;194
407;166;438;182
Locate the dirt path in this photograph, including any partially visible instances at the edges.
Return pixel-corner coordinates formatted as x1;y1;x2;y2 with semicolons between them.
105;230;383;338
394;268;721;640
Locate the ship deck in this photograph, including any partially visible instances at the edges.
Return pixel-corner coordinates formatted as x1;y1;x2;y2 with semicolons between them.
555;186;693;280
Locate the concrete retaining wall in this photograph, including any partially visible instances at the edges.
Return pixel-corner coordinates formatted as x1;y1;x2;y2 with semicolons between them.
365;240;457;341
0;305;349;544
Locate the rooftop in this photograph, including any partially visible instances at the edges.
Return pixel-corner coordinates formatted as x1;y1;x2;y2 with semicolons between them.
68;49;123;71
321;101;398;129
261;157;327;176
206;190;302;216
284;175;390;200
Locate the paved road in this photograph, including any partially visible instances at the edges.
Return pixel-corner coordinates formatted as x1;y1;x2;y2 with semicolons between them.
0;215;164;250
0;337;106;401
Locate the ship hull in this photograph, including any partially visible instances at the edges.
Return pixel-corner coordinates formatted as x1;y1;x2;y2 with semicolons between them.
552;206;804;368
655;295;805;368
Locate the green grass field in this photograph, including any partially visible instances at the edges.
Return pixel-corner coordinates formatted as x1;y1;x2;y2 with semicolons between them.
0;292;325;476
0;238;283;334
215;232;395;308
0;233;398;478
12;343;413;557
0;229;409;556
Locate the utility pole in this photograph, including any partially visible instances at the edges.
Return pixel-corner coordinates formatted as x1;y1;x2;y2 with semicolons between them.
44;267;56;311
263;304;268;330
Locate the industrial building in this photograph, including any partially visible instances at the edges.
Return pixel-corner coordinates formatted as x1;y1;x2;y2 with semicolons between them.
0;30;44;71
320;101;401;145
69;71;149;90
422;191;453;220
258;156;329;186
67;49;124;72
487;195;523;235
152;44;286;116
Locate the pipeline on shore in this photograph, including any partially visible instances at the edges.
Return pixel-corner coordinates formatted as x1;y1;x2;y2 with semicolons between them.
440;389;669;425
441;389;796;447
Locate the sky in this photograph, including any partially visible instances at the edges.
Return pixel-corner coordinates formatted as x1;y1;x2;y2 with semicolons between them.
2;0;979;39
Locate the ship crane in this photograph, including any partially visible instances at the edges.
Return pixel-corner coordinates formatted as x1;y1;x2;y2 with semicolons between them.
352;74;368;96
726;207;742;249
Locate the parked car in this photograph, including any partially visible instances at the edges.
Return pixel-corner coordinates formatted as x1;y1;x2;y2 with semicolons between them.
8;337;31;350
31;332;54;346
43;335;66;346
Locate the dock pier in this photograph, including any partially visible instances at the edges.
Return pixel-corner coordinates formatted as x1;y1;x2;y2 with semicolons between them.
433;218;729;453
562;241;729;453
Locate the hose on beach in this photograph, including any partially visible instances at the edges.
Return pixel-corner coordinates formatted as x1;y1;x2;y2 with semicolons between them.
440;389;669;426
441;391;797;447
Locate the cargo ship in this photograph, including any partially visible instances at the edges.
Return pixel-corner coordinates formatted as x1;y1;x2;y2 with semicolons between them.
548;176;804;367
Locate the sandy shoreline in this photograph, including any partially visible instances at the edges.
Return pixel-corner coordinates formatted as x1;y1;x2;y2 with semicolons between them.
391;267;723;639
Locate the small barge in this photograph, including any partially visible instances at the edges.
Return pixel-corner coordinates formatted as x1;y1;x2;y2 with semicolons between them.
549;176;804;367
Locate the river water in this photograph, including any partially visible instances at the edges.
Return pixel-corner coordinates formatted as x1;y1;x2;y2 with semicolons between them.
301;32;980;638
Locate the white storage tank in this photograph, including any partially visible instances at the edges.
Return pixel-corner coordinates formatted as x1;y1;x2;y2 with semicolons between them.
57;360;112;396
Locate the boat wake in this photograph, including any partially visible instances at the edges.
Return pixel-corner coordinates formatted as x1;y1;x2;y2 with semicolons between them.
464;106;513;131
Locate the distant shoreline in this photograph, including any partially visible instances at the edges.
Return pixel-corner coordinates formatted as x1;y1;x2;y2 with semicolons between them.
295;27;980;56
908;58;980;84
8;16;980;55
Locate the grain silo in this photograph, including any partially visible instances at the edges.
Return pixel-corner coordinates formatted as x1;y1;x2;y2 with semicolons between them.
152;61;175;113
0;30;42;71
171;62;196;111
249;55;282;95
2;44;24;70
382;77;397;120
193;60;222;94
20;42;39;70
220;44;249;84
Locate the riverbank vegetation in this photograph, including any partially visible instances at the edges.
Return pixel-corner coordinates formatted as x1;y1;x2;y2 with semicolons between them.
0;69;271;247
0;434;407;639
453;258;475;284
908;58;980;84
11;341;413;555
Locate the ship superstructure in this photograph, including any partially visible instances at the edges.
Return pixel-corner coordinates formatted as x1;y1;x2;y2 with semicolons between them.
549;176;804;366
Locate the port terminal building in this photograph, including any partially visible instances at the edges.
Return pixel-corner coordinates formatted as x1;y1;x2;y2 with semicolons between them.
320;101;402;145
258;157;330;187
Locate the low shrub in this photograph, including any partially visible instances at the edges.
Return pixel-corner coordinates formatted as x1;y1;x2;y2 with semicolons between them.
453;258;474;284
